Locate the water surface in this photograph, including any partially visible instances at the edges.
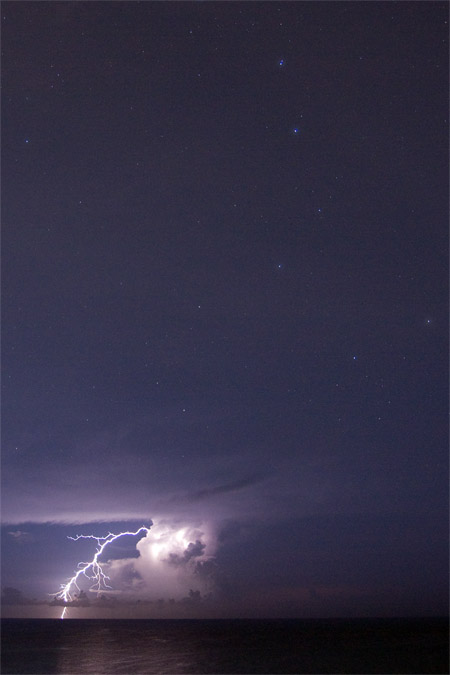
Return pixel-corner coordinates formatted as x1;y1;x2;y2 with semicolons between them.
2;617;448;674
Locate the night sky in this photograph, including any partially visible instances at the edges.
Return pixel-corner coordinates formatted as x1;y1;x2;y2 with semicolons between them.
2;1;448;618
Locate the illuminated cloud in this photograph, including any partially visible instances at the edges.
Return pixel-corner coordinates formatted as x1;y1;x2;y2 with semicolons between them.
130;521;217;599
54;521;218;604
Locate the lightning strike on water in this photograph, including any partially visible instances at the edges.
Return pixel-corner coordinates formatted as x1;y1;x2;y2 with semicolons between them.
53;525;151;619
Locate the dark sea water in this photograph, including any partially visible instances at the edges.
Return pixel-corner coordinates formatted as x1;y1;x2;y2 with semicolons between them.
1;618;448;674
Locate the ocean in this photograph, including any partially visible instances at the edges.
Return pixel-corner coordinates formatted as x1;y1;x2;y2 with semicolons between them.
1;618;448;674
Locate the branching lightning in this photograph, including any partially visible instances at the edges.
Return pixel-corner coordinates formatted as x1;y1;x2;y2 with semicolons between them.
53;526;150;618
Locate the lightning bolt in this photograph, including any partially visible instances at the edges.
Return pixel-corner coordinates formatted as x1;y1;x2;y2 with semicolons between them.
53;525;151;618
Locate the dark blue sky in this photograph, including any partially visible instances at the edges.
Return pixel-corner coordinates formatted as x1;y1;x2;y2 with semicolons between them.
2;1;448;617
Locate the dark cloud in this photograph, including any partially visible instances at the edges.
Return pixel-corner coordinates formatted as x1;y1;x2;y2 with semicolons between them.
7;530;33;544
184;476;265;503
166;539;206;566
